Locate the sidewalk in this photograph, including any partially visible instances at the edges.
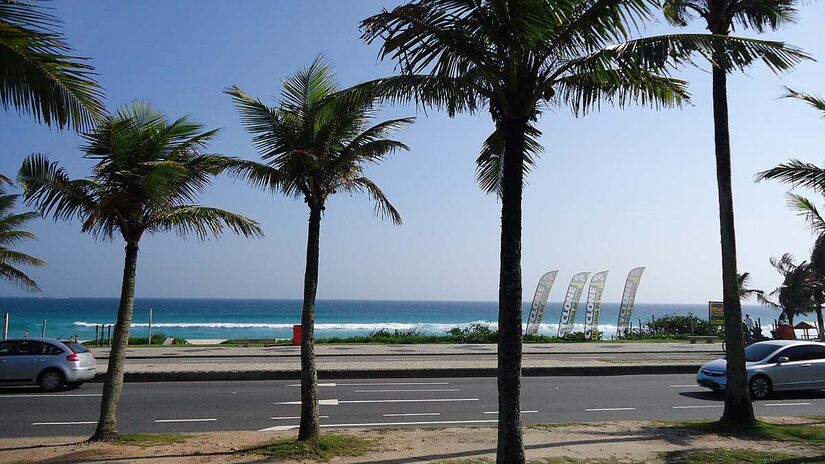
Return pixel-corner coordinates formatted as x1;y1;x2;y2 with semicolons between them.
88;342;722;382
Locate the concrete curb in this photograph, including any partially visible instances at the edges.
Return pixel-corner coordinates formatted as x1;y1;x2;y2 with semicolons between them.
94;350;721;360
95;364;702;383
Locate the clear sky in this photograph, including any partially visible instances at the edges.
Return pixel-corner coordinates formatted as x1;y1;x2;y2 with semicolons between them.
1;0;823;304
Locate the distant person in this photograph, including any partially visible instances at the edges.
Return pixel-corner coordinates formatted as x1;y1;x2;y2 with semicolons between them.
23;329;28;338
745;314;755;331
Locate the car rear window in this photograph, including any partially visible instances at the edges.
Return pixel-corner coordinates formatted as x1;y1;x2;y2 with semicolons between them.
745;343;784;362
62;341;90;353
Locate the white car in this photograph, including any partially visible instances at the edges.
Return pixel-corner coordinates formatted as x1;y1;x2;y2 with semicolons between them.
697;340;825;399
0;338;96;391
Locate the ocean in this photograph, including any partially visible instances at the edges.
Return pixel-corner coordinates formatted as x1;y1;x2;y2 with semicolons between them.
0;298;784;341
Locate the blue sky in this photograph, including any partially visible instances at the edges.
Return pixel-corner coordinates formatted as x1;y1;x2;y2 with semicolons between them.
1;0;824;303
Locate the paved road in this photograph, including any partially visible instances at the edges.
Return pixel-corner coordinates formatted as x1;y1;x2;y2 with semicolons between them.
3;374;824;438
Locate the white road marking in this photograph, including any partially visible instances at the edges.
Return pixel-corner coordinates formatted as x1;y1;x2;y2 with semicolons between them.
483;410;538;414
275;399;340;405
585;408;636;412
341;398;478;404
672;405;724;409
270;416;329;420
154;418;217;423
32;421;96;426
764;403;812;407
353;389;460;393
286;383;337;387
336;382;450;386
258;419;498;432
1;393;101;398
382;412;441;417
669;385;697;388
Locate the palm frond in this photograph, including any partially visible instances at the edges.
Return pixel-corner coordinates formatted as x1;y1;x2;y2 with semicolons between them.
783;87;825;118
756;159;825;191
151;206;263;240
0;0;105;130
342;177;402;225
475;124;543;195
18;153;97;222
786;193;825;235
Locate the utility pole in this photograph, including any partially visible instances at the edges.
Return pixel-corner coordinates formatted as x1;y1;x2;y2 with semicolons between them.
148;307;153;345
41;320;46;337
2;313;8;340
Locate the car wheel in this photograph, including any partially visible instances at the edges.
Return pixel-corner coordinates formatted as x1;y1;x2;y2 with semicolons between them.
38;369;65;392
749;375;772;400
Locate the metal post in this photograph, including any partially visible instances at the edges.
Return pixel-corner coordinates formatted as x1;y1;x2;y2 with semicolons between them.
107;324;112;347
148;307;153;345
2;312;8;340
95;325;99;346
41;320;46;338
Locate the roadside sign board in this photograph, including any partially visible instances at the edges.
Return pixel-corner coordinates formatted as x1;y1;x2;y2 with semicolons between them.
708;301;725;325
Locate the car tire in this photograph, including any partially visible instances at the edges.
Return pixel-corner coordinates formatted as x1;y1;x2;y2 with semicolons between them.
38;369;65;392
749;375;772;400
66;381;83;389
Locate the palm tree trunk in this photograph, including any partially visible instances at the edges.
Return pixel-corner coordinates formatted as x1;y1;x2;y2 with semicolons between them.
298;206;322;441
91;240;139;441
712;65;755;425
496;116;526;464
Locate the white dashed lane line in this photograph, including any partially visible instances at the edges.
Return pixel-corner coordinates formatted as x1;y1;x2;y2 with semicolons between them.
483;410;538;414
270;416;329;420
382;412;441;417
154;418;217;423
672;405;723;409
763;403;812;407
258;419;498;432
585;408;636;412
353;389;461;393
32;421;96;426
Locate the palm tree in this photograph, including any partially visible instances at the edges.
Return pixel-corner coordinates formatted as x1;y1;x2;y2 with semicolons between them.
759;254;818;328
18;102;263;441
757;90;825;339
662;0;808;424
358;1;807;455
223;57;412;441
0;176;44;291
1;0;105;130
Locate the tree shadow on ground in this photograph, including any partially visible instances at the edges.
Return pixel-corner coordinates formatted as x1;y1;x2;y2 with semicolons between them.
663;449;825;464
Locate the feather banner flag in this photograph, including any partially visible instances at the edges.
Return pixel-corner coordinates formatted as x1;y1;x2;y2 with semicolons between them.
616;267;646;336
584;271;609;340
558;272;589;337
525;270;558;336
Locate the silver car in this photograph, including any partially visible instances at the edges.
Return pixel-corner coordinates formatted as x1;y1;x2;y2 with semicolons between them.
697;340;825;399
0;337;96;391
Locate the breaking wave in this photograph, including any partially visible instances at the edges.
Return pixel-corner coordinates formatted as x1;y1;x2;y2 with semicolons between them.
72;320;619;334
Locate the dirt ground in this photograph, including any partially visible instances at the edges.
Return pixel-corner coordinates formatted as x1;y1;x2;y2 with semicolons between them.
1;419;822;464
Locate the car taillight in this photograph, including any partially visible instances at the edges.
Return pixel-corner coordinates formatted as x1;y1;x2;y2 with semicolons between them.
66;352;79;362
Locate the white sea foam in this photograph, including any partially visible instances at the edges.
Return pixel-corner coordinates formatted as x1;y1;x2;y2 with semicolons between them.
72;320;620;334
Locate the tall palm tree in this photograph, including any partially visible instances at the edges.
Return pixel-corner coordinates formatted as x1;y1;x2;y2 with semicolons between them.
18;102;263;441
0;175;44;291
757;89;825;339
358;1;806;456
759;254;818;328
662;0;808;424
224;57;412;441
1;0;105;130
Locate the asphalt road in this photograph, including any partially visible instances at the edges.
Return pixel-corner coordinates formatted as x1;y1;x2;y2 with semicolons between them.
3;374;824;438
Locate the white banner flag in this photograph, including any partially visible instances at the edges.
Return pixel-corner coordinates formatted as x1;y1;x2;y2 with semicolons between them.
616;267;646;336
584;271;609;340
558;272;590;337
525;271;558;336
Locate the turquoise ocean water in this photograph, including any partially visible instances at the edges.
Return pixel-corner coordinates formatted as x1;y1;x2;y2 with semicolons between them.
0;298;783;340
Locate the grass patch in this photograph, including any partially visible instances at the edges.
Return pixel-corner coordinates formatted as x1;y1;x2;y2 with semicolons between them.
665;449;817;464
666;420;825;446
116;433;190;446
527;422;590;430
251;434;378;461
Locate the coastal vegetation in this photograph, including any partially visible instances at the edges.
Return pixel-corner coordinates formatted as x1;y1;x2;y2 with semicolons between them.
223;58;413;441
18;102;263;441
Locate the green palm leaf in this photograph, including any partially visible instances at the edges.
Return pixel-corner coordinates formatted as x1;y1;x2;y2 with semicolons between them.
0;0;105;130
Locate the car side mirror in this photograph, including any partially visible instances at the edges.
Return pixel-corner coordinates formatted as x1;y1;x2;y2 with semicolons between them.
777;356;789;365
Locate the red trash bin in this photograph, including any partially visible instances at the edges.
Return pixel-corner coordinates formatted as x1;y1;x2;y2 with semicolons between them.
778;324;795;340
292;324;302;346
